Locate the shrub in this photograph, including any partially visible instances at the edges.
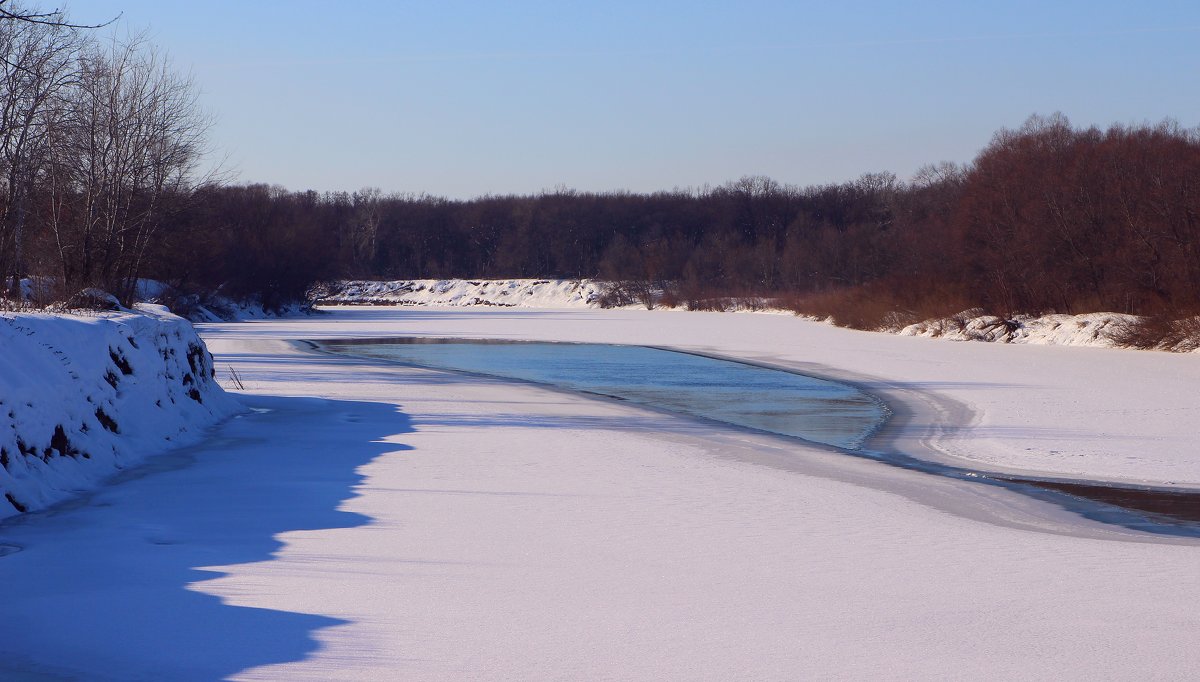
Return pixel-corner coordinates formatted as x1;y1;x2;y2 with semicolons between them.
1110;313;1200;352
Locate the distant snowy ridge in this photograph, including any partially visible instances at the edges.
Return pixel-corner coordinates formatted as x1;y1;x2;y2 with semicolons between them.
0;305;240;518
314;279;605;308
314;279;1181;351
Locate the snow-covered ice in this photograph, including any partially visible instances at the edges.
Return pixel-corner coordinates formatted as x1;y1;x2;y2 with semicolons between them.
1;306;1198;679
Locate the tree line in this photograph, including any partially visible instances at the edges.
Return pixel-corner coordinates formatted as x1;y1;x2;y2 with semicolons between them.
138;114;1200;331
1;5;1197;335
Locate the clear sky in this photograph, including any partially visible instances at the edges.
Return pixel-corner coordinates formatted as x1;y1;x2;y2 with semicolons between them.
69;0;1200;198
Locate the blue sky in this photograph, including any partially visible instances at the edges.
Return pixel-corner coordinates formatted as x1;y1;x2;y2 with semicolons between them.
73;0;1200;198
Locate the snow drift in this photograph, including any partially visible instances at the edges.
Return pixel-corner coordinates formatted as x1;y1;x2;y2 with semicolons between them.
0;305;240;517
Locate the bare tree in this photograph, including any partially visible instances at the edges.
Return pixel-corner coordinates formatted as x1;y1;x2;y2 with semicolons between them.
45;34;212;301
0;9;81;295
0;1;116;29
348;187;382;274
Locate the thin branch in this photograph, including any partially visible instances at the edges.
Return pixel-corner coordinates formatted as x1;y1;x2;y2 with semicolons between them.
0;1;119;29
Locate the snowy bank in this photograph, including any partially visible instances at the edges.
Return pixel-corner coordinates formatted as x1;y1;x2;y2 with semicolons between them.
313;279;605;308
136;281;314;323
899;310;1200;353
314;278;1198;353
898;311;1135;348
0;305;239;517
181;296;314;323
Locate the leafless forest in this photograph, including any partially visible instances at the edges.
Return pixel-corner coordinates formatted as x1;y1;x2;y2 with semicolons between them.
2;9;1198;345
0;5;209;305
154;115;1200;340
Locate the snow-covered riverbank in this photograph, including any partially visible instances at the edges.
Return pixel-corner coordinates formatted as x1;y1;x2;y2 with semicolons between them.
315;277;1200;352
0;306;239;517
313;278;605;308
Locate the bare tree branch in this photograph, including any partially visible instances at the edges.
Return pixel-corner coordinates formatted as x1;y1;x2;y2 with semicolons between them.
0;0;118;29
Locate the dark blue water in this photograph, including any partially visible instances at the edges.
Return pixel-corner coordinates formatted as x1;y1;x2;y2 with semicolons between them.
322;338;888;450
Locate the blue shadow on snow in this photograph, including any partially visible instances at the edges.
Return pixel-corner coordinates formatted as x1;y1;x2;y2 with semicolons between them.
0;394;411;681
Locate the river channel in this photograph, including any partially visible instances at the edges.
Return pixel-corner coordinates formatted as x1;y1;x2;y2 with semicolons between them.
320;337;1200;538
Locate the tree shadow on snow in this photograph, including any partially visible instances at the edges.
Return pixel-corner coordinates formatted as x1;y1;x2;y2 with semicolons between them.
0;394;410;681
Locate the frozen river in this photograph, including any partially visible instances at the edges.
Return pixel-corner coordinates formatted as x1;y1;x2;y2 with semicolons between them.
322;335;1200;536
4;307;1199;679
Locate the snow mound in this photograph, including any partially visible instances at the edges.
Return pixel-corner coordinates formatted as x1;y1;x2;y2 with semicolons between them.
899;311;1137;348
315;279;606;308
0;305;240;517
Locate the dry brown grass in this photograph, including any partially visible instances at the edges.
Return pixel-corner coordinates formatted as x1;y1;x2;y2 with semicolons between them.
779;282;977;331
1110;313;1200;352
